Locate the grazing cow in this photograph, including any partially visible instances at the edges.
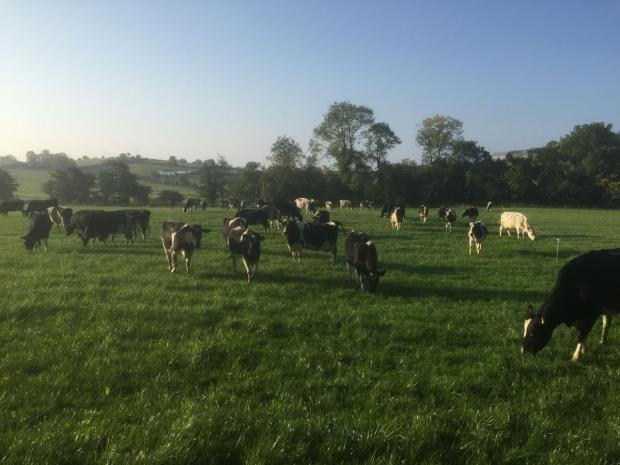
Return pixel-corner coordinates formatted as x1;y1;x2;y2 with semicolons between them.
437;206;447;219
390;207;404;231
462;207;479;221
486;201;493;212
183;198;201;213
380;202;394;218
325;200;333;210
339;200;352;209
262;205;282;230
0;199;24;216
47;206;73;231
22;213;53;251
161;220;209;273
275;201;303;221
499;212;535;240
222;217;247;239
522;248;620;362
235;208;270;233
418;205;429;223
25;198;58;216
360;200;373;209
282;220;343;263
313;210;330;224
467;221;488;255
65;210;100;238
124;209;151;240
80;211;135;246
444;209;457;232
344;231;386;292
225;225;264;282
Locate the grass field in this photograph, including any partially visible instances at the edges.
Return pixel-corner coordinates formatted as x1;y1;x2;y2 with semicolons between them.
1;207;619;464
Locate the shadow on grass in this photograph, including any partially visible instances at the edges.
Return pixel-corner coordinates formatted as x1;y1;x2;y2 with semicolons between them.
517;249;578;260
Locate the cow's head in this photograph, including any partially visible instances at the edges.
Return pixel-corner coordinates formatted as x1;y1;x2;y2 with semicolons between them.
522;304;552;354
241;230;264;261
359;269;386;292
525;228;536;240
190;225;210;248
21;235;36;250
61;208;73;233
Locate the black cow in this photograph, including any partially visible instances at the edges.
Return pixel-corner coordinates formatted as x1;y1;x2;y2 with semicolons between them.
0;199;24;216
379;202;394;218
25;198;58;216
262;205;282;230
222;217;247;239
226;225;264;282
313;210;330;224
275;201;302;221
124;209;151;240
161;220;209;273
522;248;620;362
80;211;134;246
282;220;344;263
22;213;53;251
467;221;488;256
344;231;386;292
66;210;101;238
235;208;270;233
463;207;479;221
437;206;447;219
444;209;457;232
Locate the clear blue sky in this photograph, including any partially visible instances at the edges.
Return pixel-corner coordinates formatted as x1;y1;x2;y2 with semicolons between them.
1;0;618;165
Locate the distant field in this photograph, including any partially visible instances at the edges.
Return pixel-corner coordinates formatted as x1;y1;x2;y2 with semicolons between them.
7;164;199;200
1;207;619;464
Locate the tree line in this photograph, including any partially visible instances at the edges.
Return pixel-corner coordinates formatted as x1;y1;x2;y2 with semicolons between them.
1;102;619;206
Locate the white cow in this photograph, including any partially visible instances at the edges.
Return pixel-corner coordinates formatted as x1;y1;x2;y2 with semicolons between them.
499;212;536;240
295;197;315;215
325;200;333;210
339;200;352;209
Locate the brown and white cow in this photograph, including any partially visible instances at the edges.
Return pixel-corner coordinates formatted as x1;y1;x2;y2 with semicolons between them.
161;220;209;273
390;207;404;231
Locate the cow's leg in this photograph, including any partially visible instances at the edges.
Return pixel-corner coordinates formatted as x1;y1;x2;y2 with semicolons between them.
330;245;336;264
468;236;473;255
506;229;511;237
346;262;352;280
170;250;178;273
477;242;482;255
162;242;172;271
241;257;252;282
499;226;503;237
572;319;596;362
183;250;191;273
600;314;612;344
43;237;48;252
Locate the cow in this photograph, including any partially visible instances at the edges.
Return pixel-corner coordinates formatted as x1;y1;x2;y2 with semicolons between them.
66;210;101;238
437;206;447;219
235;208;270;233
183;198;200;213
339;200;352;209
522;248;620;362
462;207;479;221
228;198;241;210
313;210;330;224
360;200;373;209
295;197;317;215
261;205;282;231
390;207;404;231
486;201;493;212
225;225;264;282
22;212;53;251
161;220;209;273
499;212;535;240
344;231;386;292
80;211;135;246
274;201;302;221
47;206;73;231
444;209;457;232
0;199;24;216
255;198;266;208
325;200;333;210
125;209;151;240
418;205;429;223
222;217;247;239
467;221;488;256
25;198;58;216
282;220;344;263
380;202;394;218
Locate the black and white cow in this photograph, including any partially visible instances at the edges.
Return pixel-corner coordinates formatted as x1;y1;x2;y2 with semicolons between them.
467;221;488;255
235;208;270;233
161;220;209;273
183;198;200;213
437;206;447;219
222;217;247;239
344;231;386;292
262;205;282;230
80;211;134;246
444;209;457;232
22;212;53;251
313;210;330;224
0;199;24;216
228;198;241;210
486;201;493;212
226;225;264;282
418;205;429;223
462;207;479;221
282;220;344;263
360;200;373;209
25;198;58;216
380;202;394;218
47;206;73;231
522;248;620;362
275;201;303;221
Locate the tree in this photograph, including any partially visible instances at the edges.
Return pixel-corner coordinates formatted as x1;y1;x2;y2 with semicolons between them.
448;140;490;164
267;136;305;168
234;162;262;200
364;122;401;173
96;159;150;204
156;190;185;206
198;155;230;204
168;156;178;166
25;149;77;170
416;115;464;163
42;167;95;203
312;101;375;174
0;168;18;200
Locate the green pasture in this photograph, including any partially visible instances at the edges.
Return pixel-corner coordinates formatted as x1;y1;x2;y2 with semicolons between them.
0;207;618;464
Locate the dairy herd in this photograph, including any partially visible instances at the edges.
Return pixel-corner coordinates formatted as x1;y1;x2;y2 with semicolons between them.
6;196;618;362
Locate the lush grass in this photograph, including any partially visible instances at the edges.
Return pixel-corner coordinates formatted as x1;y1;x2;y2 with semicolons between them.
1;207;619;465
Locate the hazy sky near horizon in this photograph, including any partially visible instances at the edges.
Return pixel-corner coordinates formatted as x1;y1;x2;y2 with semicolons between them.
1;0;619;166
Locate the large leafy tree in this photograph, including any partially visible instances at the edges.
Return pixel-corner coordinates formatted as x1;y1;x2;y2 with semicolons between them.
416;115;464;163
0;168;18;201
96;159;150;205
364;122;401;173
156;190;185;207
42;167;95;203
312;101;375;174
198;155;230;203
267;136;305;168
